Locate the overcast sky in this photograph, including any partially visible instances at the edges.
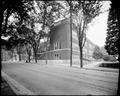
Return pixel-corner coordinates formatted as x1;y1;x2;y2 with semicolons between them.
86;1;111;47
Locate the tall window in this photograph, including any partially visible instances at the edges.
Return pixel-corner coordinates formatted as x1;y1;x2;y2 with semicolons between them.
59;42;61;49
57;42;59;49
54;42;57;50
54;41;61;50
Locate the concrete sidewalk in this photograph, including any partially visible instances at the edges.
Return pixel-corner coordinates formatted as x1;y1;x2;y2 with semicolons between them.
1;77;16;95
2;71;36;95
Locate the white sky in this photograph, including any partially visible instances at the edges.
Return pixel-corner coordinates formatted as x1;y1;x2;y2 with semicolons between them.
86;1;111;47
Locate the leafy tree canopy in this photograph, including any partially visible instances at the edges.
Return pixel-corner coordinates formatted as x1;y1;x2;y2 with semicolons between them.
1;0;33;38
105;5;119;58
92;46;103;59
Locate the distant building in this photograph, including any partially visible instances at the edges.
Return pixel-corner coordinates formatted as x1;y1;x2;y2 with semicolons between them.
38;18;96;65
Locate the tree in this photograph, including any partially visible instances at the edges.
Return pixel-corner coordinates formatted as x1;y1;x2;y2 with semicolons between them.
1;0;34;61
104;0;120;95
15;24;34;62
92;46;103;59
1;0;33;37
25;43;32;63
15;23;39;63
75;1;102;68
16;43;22;61
3;24;26;61
105;4;119;61
1;1;64;63
65;1;102;67
30;1;64;63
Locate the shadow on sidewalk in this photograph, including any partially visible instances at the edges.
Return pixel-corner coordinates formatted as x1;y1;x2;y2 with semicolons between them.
1;77;16;95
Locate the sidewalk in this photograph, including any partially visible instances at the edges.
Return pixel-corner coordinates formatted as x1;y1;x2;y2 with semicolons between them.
1;77;16;95
1;71;36;95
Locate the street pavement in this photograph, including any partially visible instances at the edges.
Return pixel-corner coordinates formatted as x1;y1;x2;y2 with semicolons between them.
2;62;119;95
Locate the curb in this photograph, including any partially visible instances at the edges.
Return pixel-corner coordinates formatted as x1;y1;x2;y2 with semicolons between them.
83;67;119;73
1;71;36;95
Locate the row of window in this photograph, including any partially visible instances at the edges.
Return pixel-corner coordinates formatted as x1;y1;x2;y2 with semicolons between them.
55;54;61;59
54;41;61;50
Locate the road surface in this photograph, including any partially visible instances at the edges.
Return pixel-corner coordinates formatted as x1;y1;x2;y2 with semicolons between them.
2;62;119;95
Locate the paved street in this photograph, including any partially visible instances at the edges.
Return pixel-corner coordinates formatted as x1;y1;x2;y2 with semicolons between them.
2;62;119;95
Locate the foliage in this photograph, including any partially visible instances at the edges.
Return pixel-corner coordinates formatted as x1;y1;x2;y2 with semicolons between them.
25;43;32;62
66;0;102;67
110;0;120;95
1;0;34;56
105;5;119;58
92;46;103;59
1;1;64;63
28;1;65;63
102;55;117;61
1;0;33;36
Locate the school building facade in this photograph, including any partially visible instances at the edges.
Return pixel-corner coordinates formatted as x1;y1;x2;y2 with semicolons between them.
38;18;96;66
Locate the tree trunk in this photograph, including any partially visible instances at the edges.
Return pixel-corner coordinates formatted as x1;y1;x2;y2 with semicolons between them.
35;55;37;63
34;51;37;63
25;44;32;63
12;51;14;61
18;53;21;61
45;52;47;64
45;39;48;64
79;46;83;68
28;54;31;63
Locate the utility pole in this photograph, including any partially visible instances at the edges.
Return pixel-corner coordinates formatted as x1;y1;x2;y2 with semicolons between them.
45;38;48;64
70;1;72;67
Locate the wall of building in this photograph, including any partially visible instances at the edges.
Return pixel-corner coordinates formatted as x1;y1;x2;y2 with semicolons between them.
48;19;71;60
38;18;96;66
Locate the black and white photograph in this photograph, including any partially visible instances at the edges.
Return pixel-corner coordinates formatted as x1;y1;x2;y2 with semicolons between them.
1;0;119;95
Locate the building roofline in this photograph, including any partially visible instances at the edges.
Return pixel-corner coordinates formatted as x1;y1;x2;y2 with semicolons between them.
49;17;70;37
50;17;70;28
50;18;97;47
